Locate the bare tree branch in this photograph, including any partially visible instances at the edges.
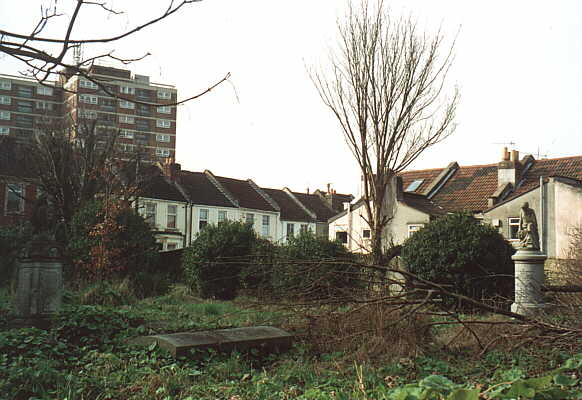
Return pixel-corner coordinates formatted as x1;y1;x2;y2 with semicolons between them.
0;1;228;106
310;0;459;262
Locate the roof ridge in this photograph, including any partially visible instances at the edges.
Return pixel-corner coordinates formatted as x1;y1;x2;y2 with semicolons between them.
283;187;317;220
248;179;280;211
203;170;239;207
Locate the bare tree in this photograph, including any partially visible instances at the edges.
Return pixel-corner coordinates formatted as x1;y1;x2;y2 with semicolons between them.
311;1;459;263
0;0;230;105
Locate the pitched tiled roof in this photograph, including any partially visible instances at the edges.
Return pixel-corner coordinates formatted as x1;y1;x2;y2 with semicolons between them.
430;164;498;212
140;173;186;202
262;188;313;222
214;175;277;212
510;156;582;199
399;155;582;213
401;192;446;216
292;192;338;222
178;171;234;207
399;168;443;194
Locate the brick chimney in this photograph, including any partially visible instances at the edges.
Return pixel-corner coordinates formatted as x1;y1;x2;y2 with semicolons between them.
161;157;181;181
498;147;520;187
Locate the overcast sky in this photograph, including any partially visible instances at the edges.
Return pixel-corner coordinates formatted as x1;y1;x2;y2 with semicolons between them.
2;1;581;197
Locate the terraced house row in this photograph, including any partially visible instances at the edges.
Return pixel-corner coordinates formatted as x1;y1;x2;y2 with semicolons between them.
136;161;352;250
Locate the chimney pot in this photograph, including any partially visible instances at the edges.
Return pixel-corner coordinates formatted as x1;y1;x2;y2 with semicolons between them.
306;187;310;194
501;147;510;161
510;150;519;163
327;183;331;193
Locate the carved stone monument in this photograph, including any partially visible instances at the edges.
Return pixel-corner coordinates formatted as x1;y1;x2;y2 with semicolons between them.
511;202;547;315
12;195;64;327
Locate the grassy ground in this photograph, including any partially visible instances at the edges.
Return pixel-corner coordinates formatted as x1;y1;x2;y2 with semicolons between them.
0;286;581;400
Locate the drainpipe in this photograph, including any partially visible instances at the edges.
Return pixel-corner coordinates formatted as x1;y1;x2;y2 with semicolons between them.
188;203;193;246
539;176;544;254
183;203;188;248
347;203;352;251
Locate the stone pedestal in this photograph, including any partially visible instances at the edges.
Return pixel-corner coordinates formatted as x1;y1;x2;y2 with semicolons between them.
13;240;63;325
511;248;547;315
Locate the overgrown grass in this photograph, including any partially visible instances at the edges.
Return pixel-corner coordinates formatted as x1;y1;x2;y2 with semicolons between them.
1;286;581;399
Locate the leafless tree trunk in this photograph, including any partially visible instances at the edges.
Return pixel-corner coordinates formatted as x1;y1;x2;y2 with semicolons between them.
311;0;459;263
0;1;229;105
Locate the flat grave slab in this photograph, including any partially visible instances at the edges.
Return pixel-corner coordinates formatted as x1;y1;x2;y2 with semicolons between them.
130;326;293;357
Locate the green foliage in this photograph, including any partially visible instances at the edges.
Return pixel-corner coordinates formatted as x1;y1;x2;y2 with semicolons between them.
54;305;140;348
401;213;515;305
0;223;32;288
182;220;257;300
272;231;359;300
67;199;161;295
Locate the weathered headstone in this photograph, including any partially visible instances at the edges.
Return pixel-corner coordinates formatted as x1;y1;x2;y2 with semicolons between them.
130;326;293;358
13;239;63;326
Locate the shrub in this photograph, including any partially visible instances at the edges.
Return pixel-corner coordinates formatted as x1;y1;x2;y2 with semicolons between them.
182;220;257;300
67;199;160;295
54;305;140;347
272;231;358;300
401;213;515;306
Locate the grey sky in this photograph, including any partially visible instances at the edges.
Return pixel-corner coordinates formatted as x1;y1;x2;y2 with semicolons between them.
1;0;581;197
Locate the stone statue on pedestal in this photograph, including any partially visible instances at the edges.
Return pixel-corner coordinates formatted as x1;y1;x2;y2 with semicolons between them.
517;202;539;250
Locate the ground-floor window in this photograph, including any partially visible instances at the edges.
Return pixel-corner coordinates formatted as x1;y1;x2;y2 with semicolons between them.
508;217;520;239
336;231;348;244
407;224;424;238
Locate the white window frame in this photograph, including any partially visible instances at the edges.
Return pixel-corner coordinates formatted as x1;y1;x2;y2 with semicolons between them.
157;90;171;99
508;217;520;240
120;86;135;95
407;224;425;238
0;95;11;105
0;80;11;90
0;111;10;120
157;105;172;114
156;134;170;142
119;129;134;139
167;204;177;229
0;127;9;135
156;119;171;128
246;213;255;226
79;94;98;104
36;101;53;110
78;110;97;119
79;79;98;89
119;100;135;109
145;202;157;227
217;210;227;224
36;86;53;96
286;223;295;239
119;143;135;153
199;208;209;230
119;115;134;124
5;183;25;215
262;215;270;236
300;224;309;233
155;148;170;157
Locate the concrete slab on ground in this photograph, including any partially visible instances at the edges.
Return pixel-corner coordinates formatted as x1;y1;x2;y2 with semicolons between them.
130;326;293;357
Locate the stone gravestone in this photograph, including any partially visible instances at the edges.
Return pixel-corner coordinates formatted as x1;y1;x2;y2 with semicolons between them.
131;326;293;358
511;202;547;315
13;239;64;326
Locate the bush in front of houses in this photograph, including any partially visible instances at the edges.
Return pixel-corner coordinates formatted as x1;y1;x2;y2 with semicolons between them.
271;231;359;301
182;220;257;300
67;199;160;295
400;213;515;307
